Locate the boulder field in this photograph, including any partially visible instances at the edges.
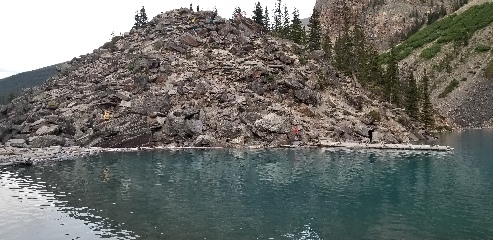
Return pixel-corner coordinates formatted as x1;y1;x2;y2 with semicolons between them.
0;8;434;149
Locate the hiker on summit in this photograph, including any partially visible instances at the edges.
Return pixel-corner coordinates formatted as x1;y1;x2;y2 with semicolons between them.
210;7;217;24
190;3;193;11
196;5;199;11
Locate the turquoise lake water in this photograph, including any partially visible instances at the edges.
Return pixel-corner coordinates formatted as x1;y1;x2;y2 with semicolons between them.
1;129;493;239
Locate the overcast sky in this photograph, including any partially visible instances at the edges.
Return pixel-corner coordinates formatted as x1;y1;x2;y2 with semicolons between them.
0;0;316;79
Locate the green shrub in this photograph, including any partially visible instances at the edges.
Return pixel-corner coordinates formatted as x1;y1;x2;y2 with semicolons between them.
475;44;491;53
368;110;381;122
438;79;459;98
420;44;442;59
102;35;123;51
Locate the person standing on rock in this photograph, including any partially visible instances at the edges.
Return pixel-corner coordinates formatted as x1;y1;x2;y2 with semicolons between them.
197;5;199;11
210;7;218;24
368;127;375;143
293;126;300;141
190;3;193;11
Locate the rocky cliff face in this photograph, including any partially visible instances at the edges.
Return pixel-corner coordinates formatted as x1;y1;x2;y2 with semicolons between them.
397;1;493;128
315;0;466;50
0;8;428;148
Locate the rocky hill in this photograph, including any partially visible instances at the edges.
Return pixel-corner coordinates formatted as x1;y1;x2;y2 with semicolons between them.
0;8;431;149
393;1;493;128
315;0;469;50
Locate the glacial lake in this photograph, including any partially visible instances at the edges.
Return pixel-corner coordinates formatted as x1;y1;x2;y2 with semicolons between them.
1;130;493;239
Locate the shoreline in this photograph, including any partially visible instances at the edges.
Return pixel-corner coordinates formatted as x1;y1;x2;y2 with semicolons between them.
0;141;454;168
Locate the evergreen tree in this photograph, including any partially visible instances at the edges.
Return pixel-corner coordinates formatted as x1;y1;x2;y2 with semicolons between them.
232;7;242;19
384;47;400;106
307;7;322;50
273;0;282;33
321;35;332;60
140;6;148;24
290;8;305;44
420;71;434;128
7;92;15;102
134;6;148;28
282;5;291;37
252;2;264;27
405;70;420;120
263;6;270;31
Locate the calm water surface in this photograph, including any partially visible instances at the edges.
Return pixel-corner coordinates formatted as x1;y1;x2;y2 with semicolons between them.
1;130;493;239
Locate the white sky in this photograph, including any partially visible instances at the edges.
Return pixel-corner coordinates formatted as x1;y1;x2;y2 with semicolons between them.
0;0;315;79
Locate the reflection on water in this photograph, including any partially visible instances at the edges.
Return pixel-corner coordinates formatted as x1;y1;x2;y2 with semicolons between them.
0;170;137;240
1;130;493;239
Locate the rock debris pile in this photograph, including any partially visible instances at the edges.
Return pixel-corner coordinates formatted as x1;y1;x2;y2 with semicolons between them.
0;8;426;149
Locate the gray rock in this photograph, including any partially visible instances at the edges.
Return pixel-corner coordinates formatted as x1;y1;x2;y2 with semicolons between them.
57;63;73;75
254;113;291;134
185;119;203;136
5;139;27;148
308;50;325;60
193;135;215;147
36;125;60;136
179;33;201;47
294;89;319;105
280;75;304;90
29;135;66;148
166;41;187;53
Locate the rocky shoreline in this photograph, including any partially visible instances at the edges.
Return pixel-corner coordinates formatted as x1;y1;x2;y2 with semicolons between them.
0;139;454;168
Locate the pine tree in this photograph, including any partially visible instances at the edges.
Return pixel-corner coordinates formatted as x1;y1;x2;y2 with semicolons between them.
282;5;291;37
307;7;322;50
252;2;264;27
290;8;305;44
273;0;282;33
384;47;400;106
140;6;148;24
263;6;270;31
420;71;434;128
232;7;242;19
406;70;420;120
134;6;148;28
7;92;15;102
321;35;332;60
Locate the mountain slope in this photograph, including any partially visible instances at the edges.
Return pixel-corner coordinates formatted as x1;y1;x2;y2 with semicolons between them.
396;1;493;127
0;65;58;104
315;0;469;50
0;8;429;148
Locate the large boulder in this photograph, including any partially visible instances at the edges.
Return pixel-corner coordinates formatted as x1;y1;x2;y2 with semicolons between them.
29;135;66;148
254;113;291;134
5;139;27;148
35;125;60;136
179;33;201;47
294;89;319;105
193;135;215;147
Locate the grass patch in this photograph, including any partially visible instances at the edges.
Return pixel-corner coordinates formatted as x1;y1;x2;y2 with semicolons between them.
438;79;460;98
475;44;491;52
380;2;493;62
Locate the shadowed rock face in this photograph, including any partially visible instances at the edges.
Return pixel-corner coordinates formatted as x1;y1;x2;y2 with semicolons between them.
0;8;428;148
315;0;466;50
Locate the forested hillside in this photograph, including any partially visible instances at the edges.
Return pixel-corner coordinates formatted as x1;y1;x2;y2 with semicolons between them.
0;65;58;104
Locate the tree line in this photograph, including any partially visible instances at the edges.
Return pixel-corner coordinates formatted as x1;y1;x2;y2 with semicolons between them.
247;1;433;128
